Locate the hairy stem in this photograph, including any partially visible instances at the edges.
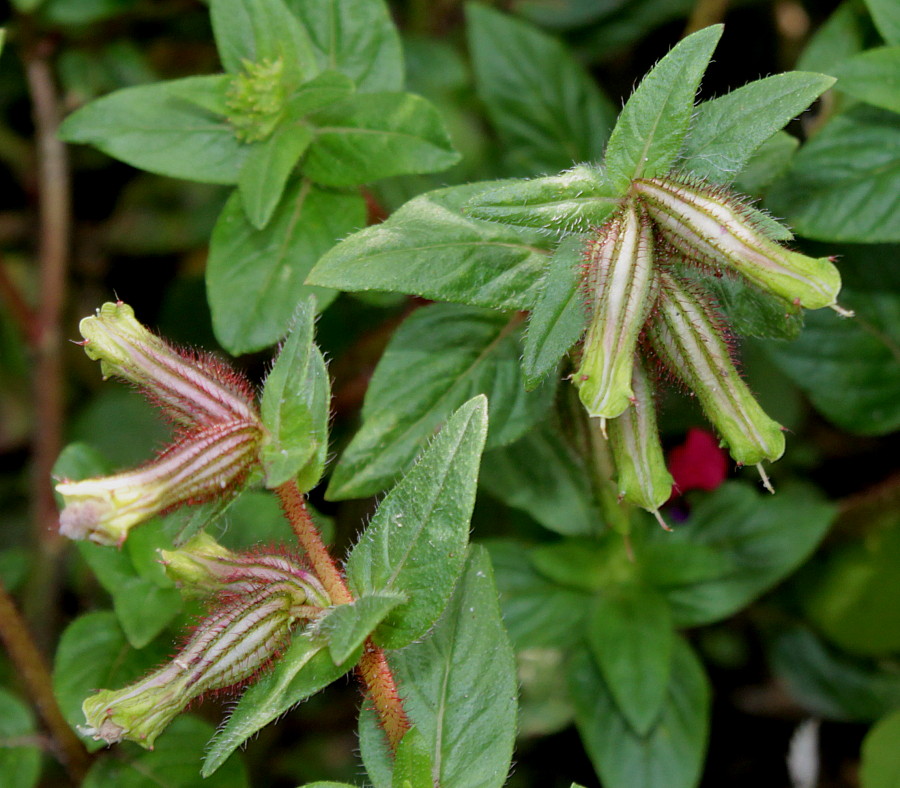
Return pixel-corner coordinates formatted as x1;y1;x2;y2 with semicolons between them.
22;37;71;647
0;582;89;781
275;481;410;748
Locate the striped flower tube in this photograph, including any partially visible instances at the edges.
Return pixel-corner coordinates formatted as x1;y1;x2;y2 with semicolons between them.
633;176;846;313
575;200;656;425
647;270;784;489
607;357;674;528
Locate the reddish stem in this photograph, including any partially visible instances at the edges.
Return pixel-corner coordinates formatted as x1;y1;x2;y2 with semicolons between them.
275;481;410;749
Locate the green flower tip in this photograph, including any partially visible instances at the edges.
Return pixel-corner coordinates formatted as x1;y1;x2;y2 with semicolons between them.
226;57;287;143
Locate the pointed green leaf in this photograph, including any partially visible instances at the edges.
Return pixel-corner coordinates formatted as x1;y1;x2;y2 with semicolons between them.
587;585;674;736
465;165;619;232
766;289;900;435
53;612;172;751
392;728;433;788
320;592;406;665
797;3;865;72
681;71;835;183
358;704;393;788
570;638;710;788
327;306;553;500
466;4;616;174
0;689;42;788
59;79;248;184
865;0;900;44
238;122;313;229
604;24;722;189
832;46;900;114
307;182;551;310
285;0;403;92
392;546;517;788
211;0;317;83
480;424;599;536
646;482;835;627
86;716;248;787
202;632;353;777
165;74;232;116
304;93;459;186
732;131;798;196
705;275;803;341
207;178;365;354
344;397;488;649
766;106;900;242
522;235;588;387
259;297;330;489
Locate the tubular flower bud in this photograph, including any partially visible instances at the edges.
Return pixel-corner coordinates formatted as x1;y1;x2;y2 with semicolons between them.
160;533;330;607
57;421;262;546
575;201;656;422
80;584;313;749
633;177;843;311
78;301;258;428
607;358;674;529
647;271;785;475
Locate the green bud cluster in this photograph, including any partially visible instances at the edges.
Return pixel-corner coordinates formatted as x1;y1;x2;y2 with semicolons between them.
226;57;287;143
575;174;849;520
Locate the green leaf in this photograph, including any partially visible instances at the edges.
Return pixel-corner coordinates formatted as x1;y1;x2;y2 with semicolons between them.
466;4;616;175
766;289;900;435
392;728;433;788
304;93;459;186
164;74;232;116
480;425;600;536
59;79;248;184
307;182;551;310
766;106;900;242
861;709;900;788
732;131;798;196
207;178;365;354
259;297;330;489
768;626;900;722
604;25;723;189
464;165;619;233
53;612;170;752
358;704;393;788
680;71;835;183
327;306;553;500
570;638;710;788
832;46;900;114
645;482;835;627
344;397;488;649
238;122;313;229
797;3;866;72
210;0;317;83
202;632;353;777
531;535;634;593
522;235;588;387
85;716;248;787
801;514;900;655
285;0;404;92
285;69;356;117
0;689;41;788
320;592;406;665
587;585;674;736
865;0;900;44
704;275;803;341
392;546;517;788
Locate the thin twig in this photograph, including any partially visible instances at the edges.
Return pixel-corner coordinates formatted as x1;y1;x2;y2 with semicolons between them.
0;582;89;781
275;481;410;749
0;253;38;345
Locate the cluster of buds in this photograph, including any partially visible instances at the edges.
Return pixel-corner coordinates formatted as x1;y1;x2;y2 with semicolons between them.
81;535;330;748
574;174;849;523
226;57;288;143
55;302;264;546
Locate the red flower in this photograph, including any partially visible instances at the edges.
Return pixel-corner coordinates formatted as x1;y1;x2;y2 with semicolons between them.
667;428;728;496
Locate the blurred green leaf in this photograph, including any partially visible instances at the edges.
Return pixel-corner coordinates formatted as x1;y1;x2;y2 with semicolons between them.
40;0;136;25
570;638;710;788
766;289;900;435
207;178;364;354
832;46;900;114
767;106;900;242
328;306;552;500
391;546;517;788
0;688;41;788
732;132;798;196
512;0;625;30
864;0;900;44
604;25;722;189
797;3;866;72
260;297;330;489
467;4;616;175
344;397;488;649
861;708;900;788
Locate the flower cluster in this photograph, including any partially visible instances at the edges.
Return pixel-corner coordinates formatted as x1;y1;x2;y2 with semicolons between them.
574;175;849;524
55;302;264;546
81;535;329;749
